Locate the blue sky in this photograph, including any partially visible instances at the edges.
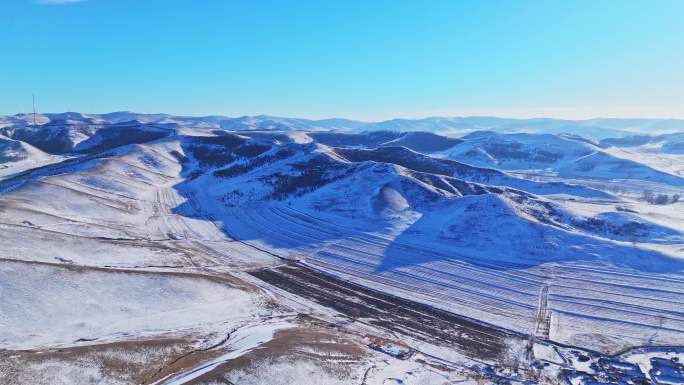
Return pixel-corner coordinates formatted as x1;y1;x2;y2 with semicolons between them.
1;0;682;120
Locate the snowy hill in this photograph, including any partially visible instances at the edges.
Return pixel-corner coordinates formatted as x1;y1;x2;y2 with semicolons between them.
1;112;684;385
0;120;174;154
176;135;679;263
305;131;462;152
442;131;684;186
442;132;599;169
167;131;684;352
0;135;63;178
351;117;684;139
601;132;684;154
0;135;33;164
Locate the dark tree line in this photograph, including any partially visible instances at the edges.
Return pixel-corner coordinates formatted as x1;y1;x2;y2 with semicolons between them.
642;190;680;205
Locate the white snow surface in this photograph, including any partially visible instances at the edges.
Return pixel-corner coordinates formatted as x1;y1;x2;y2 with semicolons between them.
0;260;267;349
177;135;684;351
1;122;683;361
159;319;294;385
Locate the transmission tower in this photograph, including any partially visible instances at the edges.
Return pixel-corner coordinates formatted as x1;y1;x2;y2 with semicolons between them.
32;94;37;126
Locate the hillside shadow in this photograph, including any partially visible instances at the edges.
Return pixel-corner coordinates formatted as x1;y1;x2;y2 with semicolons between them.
375;210;684;275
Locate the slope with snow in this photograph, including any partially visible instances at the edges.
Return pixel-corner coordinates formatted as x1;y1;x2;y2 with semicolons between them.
1;115;683;384
0;135;65;179
0;260;268;350
169;132;684;352
442;131;684;187
597;133;684;180
0;120;174;155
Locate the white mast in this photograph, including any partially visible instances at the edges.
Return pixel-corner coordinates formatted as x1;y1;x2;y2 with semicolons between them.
32;94;37;126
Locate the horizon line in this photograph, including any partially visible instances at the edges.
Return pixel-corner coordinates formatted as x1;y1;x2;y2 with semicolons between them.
6;110;684;123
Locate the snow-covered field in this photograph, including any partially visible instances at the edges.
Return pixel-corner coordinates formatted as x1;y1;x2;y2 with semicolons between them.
0;260;267;349
1;113;683;384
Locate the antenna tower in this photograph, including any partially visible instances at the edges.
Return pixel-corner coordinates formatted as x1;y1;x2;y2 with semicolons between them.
32;94;37;126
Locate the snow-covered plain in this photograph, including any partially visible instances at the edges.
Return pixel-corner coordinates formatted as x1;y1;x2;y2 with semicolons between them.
0;260;268;349
1;114;683;384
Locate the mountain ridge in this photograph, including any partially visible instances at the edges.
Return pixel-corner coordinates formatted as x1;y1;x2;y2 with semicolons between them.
2;112;684;140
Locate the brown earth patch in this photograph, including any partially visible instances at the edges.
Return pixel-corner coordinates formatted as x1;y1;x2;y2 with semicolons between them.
0;337;197;385
179;319;370;385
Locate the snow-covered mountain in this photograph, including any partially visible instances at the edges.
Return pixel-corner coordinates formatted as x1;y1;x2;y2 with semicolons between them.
440;131;684;186
358;117;684;138
0;134;63;178
1;112;684;385
307;131;463;152
2;112;683;139
442;132;598;168
0;120;174;154
601;132;684;154
588;133;684;184
0;135;34;164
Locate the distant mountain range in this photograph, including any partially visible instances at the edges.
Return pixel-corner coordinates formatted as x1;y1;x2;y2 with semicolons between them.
2;112;684;140
2;112;683;187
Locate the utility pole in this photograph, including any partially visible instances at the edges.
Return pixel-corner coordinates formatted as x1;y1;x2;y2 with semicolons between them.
527;284;551;362
32;94;37;126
